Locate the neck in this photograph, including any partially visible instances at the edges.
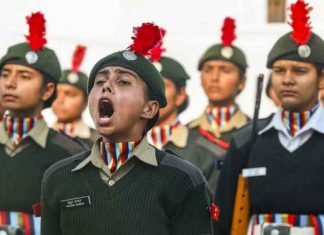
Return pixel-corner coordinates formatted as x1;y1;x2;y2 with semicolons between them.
283;99;319;112
57;118;82;124
99;139;141;173
206;104;237;129
156;112;178;126
281;105;318;137
4;114;42;144
9;107;42;118
209;99;235;108
101;126;144;143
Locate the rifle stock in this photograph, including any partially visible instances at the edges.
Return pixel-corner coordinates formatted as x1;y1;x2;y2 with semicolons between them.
230;175;250;235
230;74;264;235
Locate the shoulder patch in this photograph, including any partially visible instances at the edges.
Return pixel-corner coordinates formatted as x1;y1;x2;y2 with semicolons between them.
43;150;90;183
50;131;88;154
159;149;207;187
232;115;273;148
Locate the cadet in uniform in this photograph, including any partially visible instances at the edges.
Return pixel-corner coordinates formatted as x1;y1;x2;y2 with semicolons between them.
146;32;191;150
52;45;98;148
214;1;324;234
147;56;191;150
184;17;250;192
0;12;87;235
41;23;214;235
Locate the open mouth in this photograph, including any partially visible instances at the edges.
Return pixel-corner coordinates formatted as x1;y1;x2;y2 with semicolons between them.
98;98;114;119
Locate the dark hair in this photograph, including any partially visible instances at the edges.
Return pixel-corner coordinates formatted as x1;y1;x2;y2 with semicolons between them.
178;96;189;114
265;74;273;99
315;64;324;78
235;67;246;96
41;72;57;109
171;80;189;114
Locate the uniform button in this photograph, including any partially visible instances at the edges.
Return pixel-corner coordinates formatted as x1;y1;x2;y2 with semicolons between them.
108;180;115;186
216;133;221;138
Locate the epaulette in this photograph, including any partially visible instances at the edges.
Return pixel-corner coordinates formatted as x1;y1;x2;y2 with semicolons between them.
42;150;90;183
158;149;207;187
50;130;88;153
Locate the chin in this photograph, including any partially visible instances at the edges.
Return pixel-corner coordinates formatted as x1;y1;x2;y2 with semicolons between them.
96;125;115;136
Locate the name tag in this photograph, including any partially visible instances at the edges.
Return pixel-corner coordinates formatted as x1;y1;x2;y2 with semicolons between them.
60;196;91;209
242;167;267;178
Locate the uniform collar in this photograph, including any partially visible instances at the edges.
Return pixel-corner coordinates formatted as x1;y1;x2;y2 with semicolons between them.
167;123;189;148
259;105;324;136
54;120;92;139
189;107;249;134
0;118;49;149
72;136;157;172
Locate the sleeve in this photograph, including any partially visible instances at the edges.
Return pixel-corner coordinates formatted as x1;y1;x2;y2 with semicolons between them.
213;138;250;235
170;182;214;235
41;173;62;235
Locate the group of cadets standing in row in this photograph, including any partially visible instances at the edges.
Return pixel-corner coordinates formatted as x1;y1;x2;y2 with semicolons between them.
1;0;324;234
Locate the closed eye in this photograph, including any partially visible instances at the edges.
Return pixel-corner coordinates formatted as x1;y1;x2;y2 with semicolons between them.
117;79;131;86
95;80;106;86
0;69;10;79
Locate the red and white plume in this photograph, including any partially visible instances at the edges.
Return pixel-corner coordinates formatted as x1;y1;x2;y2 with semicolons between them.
221;17;236;47
289;0;312;45
71;45;87;73
129;22;163;56
149;27;166;62
25;12;47;51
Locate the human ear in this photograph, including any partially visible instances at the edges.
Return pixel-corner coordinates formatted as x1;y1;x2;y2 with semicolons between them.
41;82;55;102
175;87;187;107
141;100;160;120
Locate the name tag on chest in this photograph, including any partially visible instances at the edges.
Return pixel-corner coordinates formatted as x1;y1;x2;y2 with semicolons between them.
60;196;91;209
242;167;267;178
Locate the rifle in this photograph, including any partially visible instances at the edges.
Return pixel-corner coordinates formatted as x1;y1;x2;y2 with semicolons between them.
230;74;264;235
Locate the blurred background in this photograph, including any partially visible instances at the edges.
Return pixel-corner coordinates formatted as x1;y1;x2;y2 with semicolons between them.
1;0;323;127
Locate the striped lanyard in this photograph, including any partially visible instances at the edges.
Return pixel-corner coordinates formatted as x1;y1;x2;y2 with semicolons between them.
281;104;318;137
148;119;181;149
206;105;237;130
3;114;42;146
0;211;41;235
53;122;75;137
99;140;141;174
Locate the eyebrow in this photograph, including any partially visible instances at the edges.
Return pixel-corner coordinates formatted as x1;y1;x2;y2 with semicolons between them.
1;68;33;74
96;68;138;80
202;65;213;69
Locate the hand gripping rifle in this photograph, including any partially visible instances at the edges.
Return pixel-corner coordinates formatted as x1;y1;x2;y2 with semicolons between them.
230;74;264;235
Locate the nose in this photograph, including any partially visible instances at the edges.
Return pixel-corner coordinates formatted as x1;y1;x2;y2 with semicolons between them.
55;93;65;104
4;74;17;89
210;69;220;82
282;70;295;86
102;80;113;94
